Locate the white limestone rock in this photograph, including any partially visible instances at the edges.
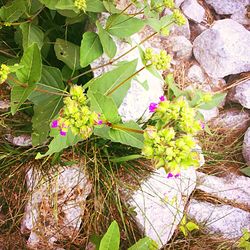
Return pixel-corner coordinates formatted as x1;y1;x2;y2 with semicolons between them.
188;199;250;238
187;64;206;84
129;168;197;248
205;0;249;15
193;19;250;78
198;107;219;122
231;7;250;26
243;127;250;165
196;172;250;206
21;165;92;249
227;80;250;109
5;134;32;147
175;0;185;8
210;108;250;135
181;0;206;23
168;35;193;60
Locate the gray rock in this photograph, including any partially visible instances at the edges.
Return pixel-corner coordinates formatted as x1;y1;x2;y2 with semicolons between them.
129;168;197;248
0;100;10;111
197;172;250;206
198;108;219;122
21;165;92;249
205;0;249;15
210;108;250;134
181;0;206;23
193;19;250;78
188;199;250;238
169;35;193;60
231;7;250;26
187;64;206;84
227;80;250;109
175;0;185;7
243;127;250;165
5;134;32;147
170;15;191;39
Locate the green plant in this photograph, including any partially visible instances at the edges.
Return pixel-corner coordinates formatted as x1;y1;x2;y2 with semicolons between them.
0;0;224;174
238;229;250;250
91;220;158;250
179;215;199;237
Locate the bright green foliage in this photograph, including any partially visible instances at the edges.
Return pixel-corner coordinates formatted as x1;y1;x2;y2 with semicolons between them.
59;85;98;139
179;215;199;237
145;49;172;70
142;97;202;172
128;237;159;250
163;0;175;9
238;229;250;249
54;39;80;71
74;0;87;11
80;32;103;67
99;221;120;250
106;14;145;38
173;9;186;26
0;0;26;22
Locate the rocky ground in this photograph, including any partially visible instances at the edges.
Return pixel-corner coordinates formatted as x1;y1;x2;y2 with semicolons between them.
0;0;250;249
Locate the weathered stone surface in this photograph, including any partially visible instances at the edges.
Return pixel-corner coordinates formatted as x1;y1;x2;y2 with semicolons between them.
21;165;92;249
231;7;250;26
5;134;32;147
243;127;250;165
198;108;219;122
227;80;250;109
168;35;193;61
175;0;185;7
0;100;10;111
181;0;206;23
187;64;206;84
205;0;249;15
193;19;250;78
197;172;250;206
210;108;250;134
188;199;250;238
129;168;197;247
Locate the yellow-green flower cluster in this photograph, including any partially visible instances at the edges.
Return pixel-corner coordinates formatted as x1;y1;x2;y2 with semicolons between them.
163;0;175;9
55;85;98;139
0;64;10;84
173;9;186;26
145;48;172;70
74;0;87;11
142;97;202;172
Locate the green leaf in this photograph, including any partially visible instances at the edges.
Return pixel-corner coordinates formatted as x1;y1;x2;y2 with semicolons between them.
179;225;188;237
29;66;65;146
54;38;80;71
94;126;112;140
36;128;81;159
106;14;144;38
20;23;44;50
240;167;250;177
11;84;36;115
103;1;121;13
55;0;77;10
110;154;142;163
0;0;26;22
128;237;158;250
109;121;144;149
97;21;117;58
16;43;42;85
186;221;199;232
99;221;120;250
80;32;103;68
88;91;120;123
89;60;138;107
38;0;60;9
199;93;227;110
86;0;106;12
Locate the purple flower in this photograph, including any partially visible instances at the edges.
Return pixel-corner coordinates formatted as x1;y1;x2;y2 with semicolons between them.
60;130;67;136
51;120;58;128
159;96;165;102
200;121;205;129
97;120;103;125
174;173;180;178
167;172;174;178
149;102;158;113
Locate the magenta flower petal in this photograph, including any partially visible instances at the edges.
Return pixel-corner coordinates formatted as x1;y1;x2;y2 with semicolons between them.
200;122;205;129
159;96;165;102
97;120;103;125
174;173;180;178
60;130;67;136
149;102;158;113
167;173;174;178
51;120;58;128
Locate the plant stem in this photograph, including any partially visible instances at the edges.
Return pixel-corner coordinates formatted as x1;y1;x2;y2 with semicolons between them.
112;124;144;134
106;66;147;96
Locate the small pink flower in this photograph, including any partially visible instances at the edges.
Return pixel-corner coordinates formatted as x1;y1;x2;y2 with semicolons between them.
159;96;165;102
167;173;174;178
149;102;158;113
51;120;58;128
97;120;103;125
60;130;67;136
200;121;205;129
174;173;180;178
